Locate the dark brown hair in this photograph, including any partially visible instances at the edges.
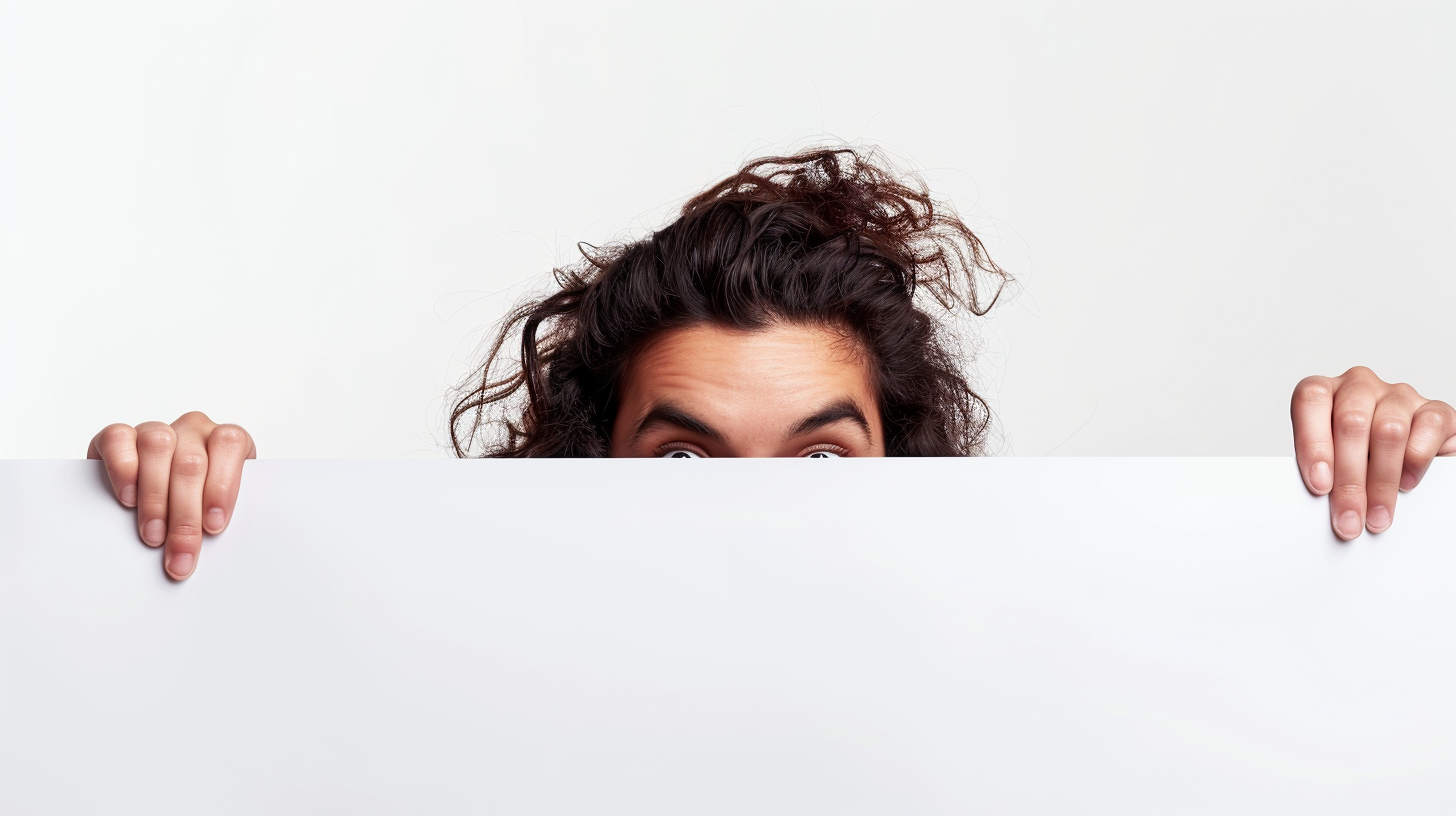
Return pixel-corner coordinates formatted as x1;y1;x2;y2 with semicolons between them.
450;146;1010;457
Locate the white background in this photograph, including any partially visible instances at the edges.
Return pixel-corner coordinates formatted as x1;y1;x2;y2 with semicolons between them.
2;1;1454;458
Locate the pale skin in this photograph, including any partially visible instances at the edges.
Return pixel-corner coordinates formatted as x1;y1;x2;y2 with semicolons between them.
89;323;1456;580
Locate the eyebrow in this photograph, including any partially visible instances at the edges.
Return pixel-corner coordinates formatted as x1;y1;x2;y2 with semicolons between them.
632;403;727;444
788;398;873;443
630;397;875;447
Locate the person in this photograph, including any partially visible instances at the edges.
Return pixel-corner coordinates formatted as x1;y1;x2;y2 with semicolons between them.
85;147;1456;580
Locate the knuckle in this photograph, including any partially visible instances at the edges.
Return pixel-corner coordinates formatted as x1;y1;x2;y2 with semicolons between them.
175;410;213;427
210;424;248;448
1414;408;1447;429
1377;388;1419;411
1299;439;1333;457
99;424;135;447
1334;410;1370;437
1343;365;1377;381
1410;412;1451;445
1370;478;1402;497
171;452;208;478
1373;419;1409;444
168;524;204;545
1333;483;1366;502
135;426;177;452
1294;378;1332;403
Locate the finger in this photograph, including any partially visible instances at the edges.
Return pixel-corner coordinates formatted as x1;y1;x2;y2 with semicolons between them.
202;424;255;535
1440;433;1456;456
1403;400;1456;490
1330;384;1378;540
1291;375;1336;494
134;422;177;548
87;424;139;507
1366;391;1419;533
164;422;214;581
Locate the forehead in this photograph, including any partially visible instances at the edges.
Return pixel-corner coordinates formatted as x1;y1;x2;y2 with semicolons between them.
621;322;874;403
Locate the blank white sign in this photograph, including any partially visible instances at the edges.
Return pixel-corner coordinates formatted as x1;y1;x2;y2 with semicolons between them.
2;458;1454;814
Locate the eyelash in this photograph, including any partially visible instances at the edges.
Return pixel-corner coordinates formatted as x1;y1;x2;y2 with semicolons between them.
652;442;852;458
655;441;709;458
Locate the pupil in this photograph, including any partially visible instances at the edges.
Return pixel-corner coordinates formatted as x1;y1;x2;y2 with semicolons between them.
670;451;693;458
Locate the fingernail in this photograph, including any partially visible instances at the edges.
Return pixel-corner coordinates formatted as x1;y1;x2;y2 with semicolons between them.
120;485;136;507
205;507;226;533
1336;510;1363;540
1367;505;1391;532
166;552;195;579
1311;461;1333;493
142;519;166;546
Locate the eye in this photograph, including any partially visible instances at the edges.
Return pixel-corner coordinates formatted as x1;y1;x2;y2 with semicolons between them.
657;447;703;458
801;447;846;458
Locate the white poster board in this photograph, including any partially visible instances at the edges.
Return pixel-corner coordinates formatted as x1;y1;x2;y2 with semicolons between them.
2;458;1454;814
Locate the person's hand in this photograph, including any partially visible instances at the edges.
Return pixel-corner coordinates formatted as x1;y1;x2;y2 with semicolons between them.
87;412;256;580
1292;367;1456;540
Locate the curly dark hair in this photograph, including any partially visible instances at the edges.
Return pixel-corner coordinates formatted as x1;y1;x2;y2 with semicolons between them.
449;146;1010;457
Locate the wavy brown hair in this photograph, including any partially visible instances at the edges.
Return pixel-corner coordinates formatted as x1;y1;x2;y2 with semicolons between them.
449;146;1010;457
